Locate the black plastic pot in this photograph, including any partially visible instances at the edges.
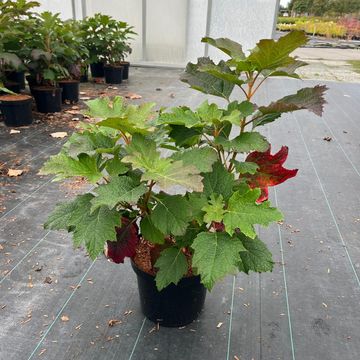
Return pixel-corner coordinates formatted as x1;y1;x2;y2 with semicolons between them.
6;71;25;89
32;87;62;113
58;80;80;103
120;61;130;80
0;94;33;127
104;65;123;84
131;261;207;327
90;62;104;78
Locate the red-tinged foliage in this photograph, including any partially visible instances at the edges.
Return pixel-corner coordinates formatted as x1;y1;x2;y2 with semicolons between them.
243;146;298;203
212;221;225;232
105;217;140;264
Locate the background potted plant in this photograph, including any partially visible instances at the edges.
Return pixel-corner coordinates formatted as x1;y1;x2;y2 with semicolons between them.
57;20;89;103
81;13;135;81
0;0;40;90
39;31;326;327
27;12;69;113
0;53;33;126
0;3;33;126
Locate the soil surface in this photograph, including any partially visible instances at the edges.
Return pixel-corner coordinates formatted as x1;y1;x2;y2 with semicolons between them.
0;94;32;101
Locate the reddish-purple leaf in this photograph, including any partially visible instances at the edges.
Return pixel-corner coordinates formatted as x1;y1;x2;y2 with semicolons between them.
243;146;298;202
105;218;139;264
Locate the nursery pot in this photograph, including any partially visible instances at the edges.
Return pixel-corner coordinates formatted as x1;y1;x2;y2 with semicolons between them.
32;87;62;113
131;261;207;327
58;80;80;103
0;94;33;127
120;61;130;80
90;62;105;78
104;65;123;84
6;71;25;89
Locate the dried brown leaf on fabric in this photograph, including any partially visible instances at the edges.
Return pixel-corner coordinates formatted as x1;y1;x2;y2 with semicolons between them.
125;92;142;100
8;169;24;177
50;132;68;138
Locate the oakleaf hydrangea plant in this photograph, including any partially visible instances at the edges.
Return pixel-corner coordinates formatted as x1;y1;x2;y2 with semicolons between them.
40;31;326;291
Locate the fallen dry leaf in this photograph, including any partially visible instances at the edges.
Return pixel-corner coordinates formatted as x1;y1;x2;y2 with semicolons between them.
50;132;68;138
65;110;80;115
10;129;21;134
108;319;122;327
38;349;47;356
44;276;52;284
8;169;23;177
61;315;69;322
125;92;142;100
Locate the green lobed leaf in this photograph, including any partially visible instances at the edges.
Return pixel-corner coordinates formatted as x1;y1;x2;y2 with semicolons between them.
85;96;126;119
186;192;208;224
39;153;102;183
45;194;120;259
63;131;116;158
237;233;274;273
180;57;235;100
150;194;192;236
202;37;246;60
154;248;188;290
215;132;269;153
123;134;203;192
191;231;246;290
171;147;218;173
231;161;259;175
157;107;202;128
223;186;283;238
140;216;165;244
202;195;226;224
91;176;147;212
259;85;327;116
202;161;235;201
168;125;202;148
247;30;308;71
104;157;129;176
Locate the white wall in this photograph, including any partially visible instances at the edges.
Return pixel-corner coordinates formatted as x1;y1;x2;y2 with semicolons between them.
35;0;75;20
34;0;279;66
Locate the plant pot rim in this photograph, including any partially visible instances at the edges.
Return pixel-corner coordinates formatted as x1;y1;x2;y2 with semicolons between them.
32;86;62;91
131;259;202;288
58;79;80;84
104;64;124;69
0;94;32;102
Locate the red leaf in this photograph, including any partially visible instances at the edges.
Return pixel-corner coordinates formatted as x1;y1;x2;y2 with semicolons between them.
105;218;139;264
243;146;298;202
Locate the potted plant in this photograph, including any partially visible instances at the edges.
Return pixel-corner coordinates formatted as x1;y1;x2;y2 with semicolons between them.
56;20;89;103
40;31;326;327
27;12;69;113
0;53;33;126
81;13;135;81
0;3;34;125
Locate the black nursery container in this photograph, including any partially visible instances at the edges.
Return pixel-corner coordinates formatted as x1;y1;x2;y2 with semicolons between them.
131;262;207;327
0;95;33;127
32;87;62;113
90;62;105;78
104;65;123;84
120;61;130;80
58;80;80;103
6;71;25;89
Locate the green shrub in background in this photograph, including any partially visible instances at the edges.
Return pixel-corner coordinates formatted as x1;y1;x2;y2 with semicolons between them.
277;20;347;38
